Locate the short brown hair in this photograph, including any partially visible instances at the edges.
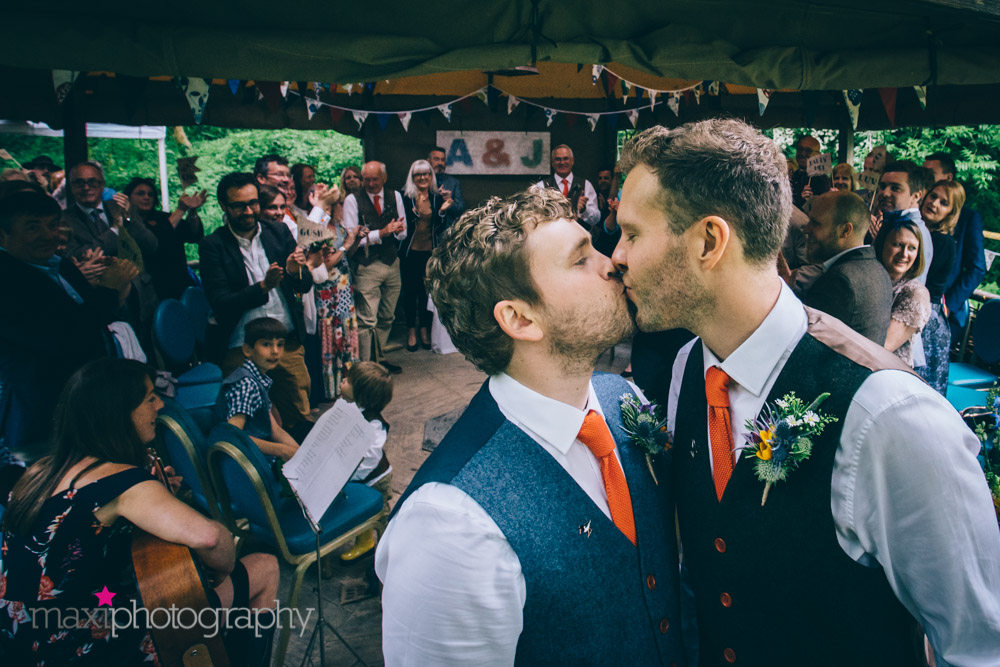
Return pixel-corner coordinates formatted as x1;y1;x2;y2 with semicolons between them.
425;189;573;375
347;362;393;414
619;119;791;264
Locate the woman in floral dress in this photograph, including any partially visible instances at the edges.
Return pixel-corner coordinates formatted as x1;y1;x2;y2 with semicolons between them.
314;221;361;400
0;359;278;665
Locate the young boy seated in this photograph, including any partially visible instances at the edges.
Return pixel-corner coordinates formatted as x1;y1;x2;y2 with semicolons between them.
338;361;394;560
216;317;300;462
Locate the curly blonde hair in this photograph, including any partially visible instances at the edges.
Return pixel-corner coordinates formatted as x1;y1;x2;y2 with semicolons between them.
425;188;574;375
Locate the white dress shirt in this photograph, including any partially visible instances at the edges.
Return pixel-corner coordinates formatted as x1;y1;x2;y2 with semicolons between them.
226;222;295;348
376;373;637;666
534;174;601;228
666;280;1000;666
341;189;407;248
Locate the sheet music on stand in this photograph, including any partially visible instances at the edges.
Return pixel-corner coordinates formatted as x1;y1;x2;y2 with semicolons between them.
282;399;373;530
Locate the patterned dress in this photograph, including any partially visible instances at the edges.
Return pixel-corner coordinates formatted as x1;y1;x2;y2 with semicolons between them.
314;223;360;400
889;278;932;368
0;467;158;665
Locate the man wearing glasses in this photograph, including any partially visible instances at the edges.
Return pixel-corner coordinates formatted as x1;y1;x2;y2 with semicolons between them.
198;172;314;432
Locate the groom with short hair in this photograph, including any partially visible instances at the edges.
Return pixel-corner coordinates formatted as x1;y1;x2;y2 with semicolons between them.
613;119;1000;666
376;189;685;665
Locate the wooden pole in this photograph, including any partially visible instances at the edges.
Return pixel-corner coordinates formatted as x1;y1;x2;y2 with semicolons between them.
837;124;854;165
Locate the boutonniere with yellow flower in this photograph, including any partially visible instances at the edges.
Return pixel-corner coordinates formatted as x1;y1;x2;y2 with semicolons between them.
619;393;672;484
738;392;838;506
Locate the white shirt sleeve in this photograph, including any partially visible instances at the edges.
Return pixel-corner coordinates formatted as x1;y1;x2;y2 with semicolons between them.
342;194;359;231
393;191;407;241
581;180;601;227
307;205;331;225
833;369;1000;666
351;419;387;481
376;483;525;666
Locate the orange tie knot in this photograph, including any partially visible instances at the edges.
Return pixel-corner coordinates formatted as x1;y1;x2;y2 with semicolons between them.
578;410;615;458
705;366;732;408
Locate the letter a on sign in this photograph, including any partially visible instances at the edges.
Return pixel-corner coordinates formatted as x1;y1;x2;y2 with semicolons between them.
521;140;543;168
447;139;474;167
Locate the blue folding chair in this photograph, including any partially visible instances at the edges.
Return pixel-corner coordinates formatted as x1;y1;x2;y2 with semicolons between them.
155;397;225;524
946;384;991;412
206;423;385;665
950;299;1000;388
181;286;212;347
152;299;223;387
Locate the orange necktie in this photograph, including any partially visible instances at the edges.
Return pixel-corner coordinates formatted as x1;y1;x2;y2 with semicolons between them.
706;366;735;501
561;178;570;197
578;410;637;545
373;194;382;215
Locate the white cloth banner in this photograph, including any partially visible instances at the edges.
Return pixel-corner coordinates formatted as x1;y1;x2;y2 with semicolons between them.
435;131;550;175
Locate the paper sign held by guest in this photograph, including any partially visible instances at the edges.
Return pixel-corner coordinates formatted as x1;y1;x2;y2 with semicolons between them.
297;218;335;248
282;399;373;528
858;169;880;192
806;154;832;177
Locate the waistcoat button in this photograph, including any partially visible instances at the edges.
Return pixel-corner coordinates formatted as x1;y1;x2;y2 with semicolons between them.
724;647;736;663
646;574;656;590
720;592;733;607
659;618;670;634
714;537;727;553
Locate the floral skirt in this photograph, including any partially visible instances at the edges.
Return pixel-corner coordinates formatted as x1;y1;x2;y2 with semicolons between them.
315;266;360;401
917;302;951;396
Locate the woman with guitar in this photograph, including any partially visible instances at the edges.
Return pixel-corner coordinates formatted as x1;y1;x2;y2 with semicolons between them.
0;358;278;665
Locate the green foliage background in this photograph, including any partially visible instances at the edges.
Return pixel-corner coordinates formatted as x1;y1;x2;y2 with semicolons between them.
1;127;363;261
770;126;1000;293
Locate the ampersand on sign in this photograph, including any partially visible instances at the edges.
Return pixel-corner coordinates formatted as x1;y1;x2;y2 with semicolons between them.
482;139;511;167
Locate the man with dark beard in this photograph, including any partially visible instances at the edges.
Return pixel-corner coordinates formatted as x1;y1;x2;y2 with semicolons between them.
376;189;685;666
613;119;1000;666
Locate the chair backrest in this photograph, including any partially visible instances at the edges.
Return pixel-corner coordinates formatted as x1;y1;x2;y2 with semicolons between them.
181;286;211;346
972;299;1000;364
206;424;286;547
152;299;197;368
156;397;224;524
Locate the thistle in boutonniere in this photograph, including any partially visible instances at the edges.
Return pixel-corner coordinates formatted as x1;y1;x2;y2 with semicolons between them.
738;392;838;506
619;393;672;484
972;383;1000;527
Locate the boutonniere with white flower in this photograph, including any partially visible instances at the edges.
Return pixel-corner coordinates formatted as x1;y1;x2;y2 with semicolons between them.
737;392;838;506
619;393;672;484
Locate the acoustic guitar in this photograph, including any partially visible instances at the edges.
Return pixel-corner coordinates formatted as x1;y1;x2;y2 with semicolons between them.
131;448;230;667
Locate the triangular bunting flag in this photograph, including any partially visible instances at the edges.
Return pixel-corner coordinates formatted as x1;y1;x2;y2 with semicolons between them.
708;81;720;96
312;81;322;98
305;97;322;121
757;88;772;116
648;90;658;109
321;83;332;92
438;104;453;122
329;107;344;125
398;112;412;131
667;93;680;116
375;113;391;131
592;64;604;85
352;110;369;129
507;95;520;115
279;81;289;98
694;87;701;105
878;88;897;127
474;88;489;105
621;80;630;98
635;87;645;100
842;89;863;129
913;85;927;110
227;79;240;95
366;82;376;94
586;114;600;131
344;83;354;95
545;108;557;127
566;114;577;130
627;109;639;128
176;77;212;124
52;70;79;104
257;81;282;113
604;72;618;97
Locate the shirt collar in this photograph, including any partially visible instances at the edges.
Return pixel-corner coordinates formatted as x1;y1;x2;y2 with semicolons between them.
702;280;807;397
77;202;105;216
228;219;261;249
557;173;574;186
367;189;385;203
243;358;274;389
489;372;603;455
822;244;868;271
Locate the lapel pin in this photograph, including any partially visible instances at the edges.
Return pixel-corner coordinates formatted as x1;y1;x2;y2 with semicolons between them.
690;439;698;458
578;520;593;538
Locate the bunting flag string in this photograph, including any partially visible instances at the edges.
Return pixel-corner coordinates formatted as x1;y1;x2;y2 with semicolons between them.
176;77;212;124
842;89;863;129
52;70;79;104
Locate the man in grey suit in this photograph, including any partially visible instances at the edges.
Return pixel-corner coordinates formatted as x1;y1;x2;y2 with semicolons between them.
802;190;893;344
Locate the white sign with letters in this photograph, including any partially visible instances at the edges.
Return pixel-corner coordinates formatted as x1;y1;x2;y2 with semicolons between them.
806;153;832;177
436;131;550;175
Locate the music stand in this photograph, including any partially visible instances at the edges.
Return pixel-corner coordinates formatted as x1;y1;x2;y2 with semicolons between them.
292;485;368;667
